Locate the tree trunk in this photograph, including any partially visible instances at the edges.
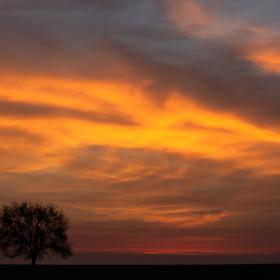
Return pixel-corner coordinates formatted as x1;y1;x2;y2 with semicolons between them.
31;256;37;266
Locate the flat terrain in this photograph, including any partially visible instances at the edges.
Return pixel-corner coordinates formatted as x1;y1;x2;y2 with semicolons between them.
1;265;280;279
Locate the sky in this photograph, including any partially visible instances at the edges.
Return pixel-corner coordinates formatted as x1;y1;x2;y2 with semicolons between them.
1;0;280;264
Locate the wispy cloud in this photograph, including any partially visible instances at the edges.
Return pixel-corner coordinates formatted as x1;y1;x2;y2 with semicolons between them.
1;0;280;258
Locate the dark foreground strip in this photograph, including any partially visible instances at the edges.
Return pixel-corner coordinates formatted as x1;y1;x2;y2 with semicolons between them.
1;264;280;279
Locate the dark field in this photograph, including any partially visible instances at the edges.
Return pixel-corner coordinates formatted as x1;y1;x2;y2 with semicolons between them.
1;265;280;279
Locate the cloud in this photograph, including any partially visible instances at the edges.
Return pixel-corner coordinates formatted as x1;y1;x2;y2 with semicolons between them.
2;145;280;255
165;0;246;40
1;0;280;259
0;99;137;126
0;0;128;10
243;43;280;75
0;127;44;142
1;0;280;129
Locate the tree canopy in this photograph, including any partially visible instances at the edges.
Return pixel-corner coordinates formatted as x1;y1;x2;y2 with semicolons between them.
0;202;72;265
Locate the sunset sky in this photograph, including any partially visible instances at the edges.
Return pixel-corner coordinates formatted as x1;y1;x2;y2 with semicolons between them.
1;0;280;264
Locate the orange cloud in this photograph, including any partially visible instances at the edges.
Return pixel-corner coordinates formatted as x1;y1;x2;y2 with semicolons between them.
1;73;280;256
0;74;280;174
245;45;280;74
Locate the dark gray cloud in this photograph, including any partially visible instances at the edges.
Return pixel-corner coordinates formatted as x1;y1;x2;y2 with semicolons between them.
0;127;44;142
1;0;280;127
0;0;129;11
0;99;137;125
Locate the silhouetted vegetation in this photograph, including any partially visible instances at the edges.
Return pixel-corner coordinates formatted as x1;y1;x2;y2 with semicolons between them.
0;202;72;265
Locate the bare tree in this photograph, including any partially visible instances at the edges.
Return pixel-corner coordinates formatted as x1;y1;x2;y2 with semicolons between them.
0;202;72;265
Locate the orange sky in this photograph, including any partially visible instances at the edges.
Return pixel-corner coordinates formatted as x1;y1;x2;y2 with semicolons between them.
1;0;280;263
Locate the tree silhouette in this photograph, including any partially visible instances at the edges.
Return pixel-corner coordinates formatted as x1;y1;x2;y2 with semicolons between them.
0;202;72;265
